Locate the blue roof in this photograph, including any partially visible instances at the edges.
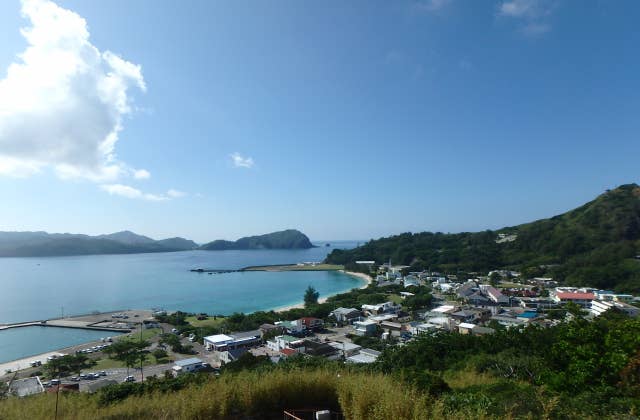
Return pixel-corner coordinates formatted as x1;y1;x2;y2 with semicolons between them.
518;312;538;319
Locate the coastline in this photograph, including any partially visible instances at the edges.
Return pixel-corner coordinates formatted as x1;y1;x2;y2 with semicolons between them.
273;270;371;313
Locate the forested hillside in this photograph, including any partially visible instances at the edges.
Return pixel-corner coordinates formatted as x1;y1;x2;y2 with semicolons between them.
326;184;640;292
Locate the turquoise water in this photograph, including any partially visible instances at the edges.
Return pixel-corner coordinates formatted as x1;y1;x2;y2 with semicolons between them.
0;326;123;364
0;243;362;324
0;243;364;363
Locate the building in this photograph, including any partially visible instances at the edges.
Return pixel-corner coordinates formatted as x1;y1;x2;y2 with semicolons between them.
300;317;324;331
458;322;476;334
173;357;204;374
480;285;510;305
8;377;44;397
361;302;401;315
353;319;378;336
275;319;306;335
203;331;261;351
267;335;306;353
552;292;595;308
591;300;640;317
220;348;248;364
346;348;381;364
303;340;338;358
329;307;361;324
328;341;362;357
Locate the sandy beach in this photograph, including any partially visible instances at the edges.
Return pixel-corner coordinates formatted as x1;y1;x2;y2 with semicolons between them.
273;270;371;313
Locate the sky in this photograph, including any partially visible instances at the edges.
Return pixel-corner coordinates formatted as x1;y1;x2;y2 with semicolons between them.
0;0;638;243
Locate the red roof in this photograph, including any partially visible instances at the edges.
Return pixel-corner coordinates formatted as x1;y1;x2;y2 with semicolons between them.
280;348;297;356
557;292;594;300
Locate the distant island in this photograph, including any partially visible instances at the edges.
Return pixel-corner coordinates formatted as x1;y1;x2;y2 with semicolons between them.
199;229;314;251
0;229;315;257
0;230;198;257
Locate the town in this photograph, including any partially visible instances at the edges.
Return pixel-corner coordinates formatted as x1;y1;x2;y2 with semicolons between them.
4;262;638;399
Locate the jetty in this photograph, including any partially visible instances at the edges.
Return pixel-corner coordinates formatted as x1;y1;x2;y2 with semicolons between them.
0;309;152;333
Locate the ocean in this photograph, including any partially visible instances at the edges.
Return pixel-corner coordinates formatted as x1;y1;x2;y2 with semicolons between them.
0;242;363;363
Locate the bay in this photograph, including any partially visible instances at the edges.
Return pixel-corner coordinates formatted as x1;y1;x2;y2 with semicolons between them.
0;327;123;366
0;242;362;324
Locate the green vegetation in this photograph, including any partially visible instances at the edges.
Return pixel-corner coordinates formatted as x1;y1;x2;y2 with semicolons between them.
2;312;638;418
0;230;196;257
200;229;314;250
326;184;640;292
304;285;320;307
103;340;150;375
42;354;95;379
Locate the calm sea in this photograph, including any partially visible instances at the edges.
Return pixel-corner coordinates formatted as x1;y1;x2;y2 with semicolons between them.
0;242;364;363
0;241;362;324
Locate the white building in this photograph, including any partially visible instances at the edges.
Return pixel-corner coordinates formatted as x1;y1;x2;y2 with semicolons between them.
173;357;204;374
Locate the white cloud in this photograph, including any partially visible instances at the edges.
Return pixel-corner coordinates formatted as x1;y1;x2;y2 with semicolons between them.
167;189;186;198
415;0;453;13
498;0;555;36
499;0;539;18
230;152;254;169
133;169;151;180
0;0;145;181
100;184;186;202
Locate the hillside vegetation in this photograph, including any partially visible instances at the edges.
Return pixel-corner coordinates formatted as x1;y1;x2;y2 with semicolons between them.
326;184;640;292
200;229;314;250
1;311;638;419
0;231;197;257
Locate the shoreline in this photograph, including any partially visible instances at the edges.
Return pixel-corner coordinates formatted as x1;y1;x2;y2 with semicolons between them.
273;270;371;313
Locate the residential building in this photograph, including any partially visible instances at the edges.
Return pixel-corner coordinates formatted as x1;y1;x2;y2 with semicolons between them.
328;341;362;357
361;301;400;315
591;300;640;317
8;377;44;397
346;348;381;364
353;319;378;336
203;331;261;351
266;335;306;353
173;357;204;374
330;307;361;324
300;317;324;331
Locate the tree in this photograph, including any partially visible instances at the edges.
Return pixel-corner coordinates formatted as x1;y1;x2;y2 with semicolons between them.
303;285;320;307
152;348;168;361
104;340;150;375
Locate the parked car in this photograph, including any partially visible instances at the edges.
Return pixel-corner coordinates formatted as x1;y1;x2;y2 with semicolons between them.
70;376;80;382
124;375;135;382
50;379;60;385
99;371;107;376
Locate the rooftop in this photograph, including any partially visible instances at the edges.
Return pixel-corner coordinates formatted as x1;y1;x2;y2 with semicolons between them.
175;357;203;367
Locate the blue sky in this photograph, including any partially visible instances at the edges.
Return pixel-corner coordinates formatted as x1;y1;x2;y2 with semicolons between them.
0;0;638;243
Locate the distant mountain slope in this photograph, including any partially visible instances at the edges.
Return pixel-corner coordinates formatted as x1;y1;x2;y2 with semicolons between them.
0;231;197;257
97;230;156;245
200;229;314;250
326;184;640;293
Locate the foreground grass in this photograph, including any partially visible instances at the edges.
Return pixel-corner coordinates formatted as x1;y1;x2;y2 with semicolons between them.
0;370;431;420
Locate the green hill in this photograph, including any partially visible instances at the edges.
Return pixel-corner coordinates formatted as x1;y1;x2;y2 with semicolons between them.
200;229;314;250
0;231;197;257
326;184;640;292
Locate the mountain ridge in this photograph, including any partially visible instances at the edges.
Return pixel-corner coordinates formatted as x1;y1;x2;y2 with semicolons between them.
325;183;640;292
199;229;314;250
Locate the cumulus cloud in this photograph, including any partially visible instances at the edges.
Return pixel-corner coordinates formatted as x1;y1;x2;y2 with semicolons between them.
133;169;151;180
100;184;186;202
498;0;555;36
230;152;254;169
0;0;145;181
167;189;186;198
